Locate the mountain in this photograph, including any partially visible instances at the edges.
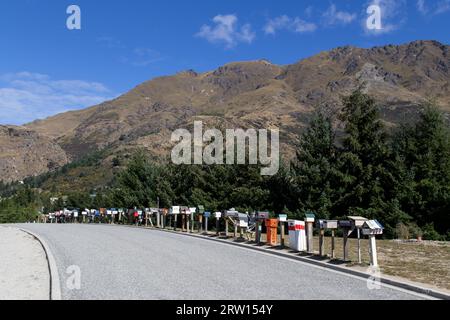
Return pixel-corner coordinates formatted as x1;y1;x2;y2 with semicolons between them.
0;126;68;183
1;40;449;186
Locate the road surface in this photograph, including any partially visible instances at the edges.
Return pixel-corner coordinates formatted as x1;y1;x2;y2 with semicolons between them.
13;224;426;300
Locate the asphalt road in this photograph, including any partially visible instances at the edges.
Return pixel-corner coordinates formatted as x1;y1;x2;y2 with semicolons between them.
14;224;426;300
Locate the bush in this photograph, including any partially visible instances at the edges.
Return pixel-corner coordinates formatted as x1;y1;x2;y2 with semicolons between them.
395;223;410;240
408;223;423;239
422;223;444;241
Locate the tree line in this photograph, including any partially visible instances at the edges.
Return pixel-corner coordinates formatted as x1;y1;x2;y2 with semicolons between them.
1;90;449;240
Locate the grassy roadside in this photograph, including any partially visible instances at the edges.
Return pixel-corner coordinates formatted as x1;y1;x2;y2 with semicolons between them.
271;234;450;291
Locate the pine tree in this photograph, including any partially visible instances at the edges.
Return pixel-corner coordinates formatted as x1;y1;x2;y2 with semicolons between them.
335;90;409;234
291;110;338;218
393;104;450;235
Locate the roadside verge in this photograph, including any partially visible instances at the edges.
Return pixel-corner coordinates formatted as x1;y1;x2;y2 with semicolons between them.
18;227;62;300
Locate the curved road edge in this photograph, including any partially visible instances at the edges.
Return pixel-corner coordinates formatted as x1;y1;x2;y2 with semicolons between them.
18;227;62;301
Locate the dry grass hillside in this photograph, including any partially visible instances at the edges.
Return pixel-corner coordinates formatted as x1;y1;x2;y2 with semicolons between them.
1;40;448;183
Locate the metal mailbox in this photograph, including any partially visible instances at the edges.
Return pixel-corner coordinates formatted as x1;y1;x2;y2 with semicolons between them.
224;210;239;218
198;205;205;214
338;220;352;228
305;212;316;223
180;206;190;214
316;219;325;229
348;216;368;229
204;212;211;218
324;220;338;229
171;206;180;215
256;211;270;220
237;213;249;228
362;220;384;235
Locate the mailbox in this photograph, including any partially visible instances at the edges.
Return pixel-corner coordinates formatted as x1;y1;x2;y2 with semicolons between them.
348;216;368;229
180;206;190;214
278;214;288;222
224;210;239;218
189;207;197;215
362;220;384;235
256;211;270;220
324;220;338;229
171;206;180;215
214;212;222;219
198;205;205;214
237;213;249;228
305;212;316;223
204;212;211;218
338;220;352;228
316;219;325;229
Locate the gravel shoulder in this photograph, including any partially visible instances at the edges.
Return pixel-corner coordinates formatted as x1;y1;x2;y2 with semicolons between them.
0;226;50;300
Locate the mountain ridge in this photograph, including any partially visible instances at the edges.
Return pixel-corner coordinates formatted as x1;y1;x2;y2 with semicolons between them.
2;40;449;184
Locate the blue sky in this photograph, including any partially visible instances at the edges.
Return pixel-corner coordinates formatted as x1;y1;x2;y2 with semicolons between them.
1;0;449;125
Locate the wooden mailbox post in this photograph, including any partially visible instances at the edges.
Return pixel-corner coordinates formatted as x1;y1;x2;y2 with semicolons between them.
348;216;369;264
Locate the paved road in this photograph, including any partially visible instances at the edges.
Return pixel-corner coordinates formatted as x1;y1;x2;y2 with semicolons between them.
13;224;425;300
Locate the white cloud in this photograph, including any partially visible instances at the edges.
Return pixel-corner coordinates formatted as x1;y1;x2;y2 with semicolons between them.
417;0;428;14
264;15;317;35
364;0;407;35
416;0;450;15
196;14;255;48
0;72;115;125
323;4;357;25
436;0;450;14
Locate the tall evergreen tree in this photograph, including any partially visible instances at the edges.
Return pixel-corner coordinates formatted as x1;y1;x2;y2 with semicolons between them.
335;90;409;234
393;104;450;235
291;110;338;218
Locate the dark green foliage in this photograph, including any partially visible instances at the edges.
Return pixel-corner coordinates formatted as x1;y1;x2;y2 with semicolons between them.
392;104;450;235
290;110;338;219
111;151;173;208
0;186;42;223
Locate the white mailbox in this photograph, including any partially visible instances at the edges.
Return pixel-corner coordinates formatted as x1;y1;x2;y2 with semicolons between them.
324;220;338;229
214;212;222;219
288;220;307;252
224;210;239;218
171;206;180;215
348;216;368;229
362;220;384;235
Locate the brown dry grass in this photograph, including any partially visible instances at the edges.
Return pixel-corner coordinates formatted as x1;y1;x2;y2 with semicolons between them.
286;235;450;291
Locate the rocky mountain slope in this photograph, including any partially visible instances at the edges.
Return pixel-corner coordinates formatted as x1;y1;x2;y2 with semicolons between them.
1;40;449;183
0;126;68;183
